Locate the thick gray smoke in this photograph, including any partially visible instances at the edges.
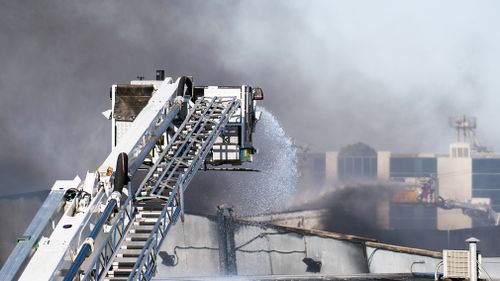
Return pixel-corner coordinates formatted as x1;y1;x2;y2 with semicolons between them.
299;183;398;234
2;0;500;265
2;0;500;192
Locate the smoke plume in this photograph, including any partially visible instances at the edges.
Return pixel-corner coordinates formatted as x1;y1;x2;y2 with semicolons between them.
2;0;500;265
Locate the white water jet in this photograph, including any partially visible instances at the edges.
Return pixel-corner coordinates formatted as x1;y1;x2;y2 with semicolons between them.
187;107;298;217
237;106;298;215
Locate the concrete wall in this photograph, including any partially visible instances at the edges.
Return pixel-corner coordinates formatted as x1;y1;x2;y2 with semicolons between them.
377;151;391;180
482;257;500;278
156;214;442;278
366;246;440;273
325;151;338;183
437;157;472;230
234;224;368;275
376;201;390;229
156;215;221;277
376;151;391;229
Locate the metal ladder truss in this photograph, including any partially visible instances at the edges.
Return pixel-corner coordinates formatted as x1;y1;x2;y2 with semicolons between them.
80;96;240;281
81;195;134;280
127;96;240;281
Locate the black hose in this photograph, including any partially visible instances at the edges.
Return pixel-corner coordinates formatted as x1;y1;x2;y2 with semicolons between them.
174;76;193;126
113;152;129;193
176;76;193;97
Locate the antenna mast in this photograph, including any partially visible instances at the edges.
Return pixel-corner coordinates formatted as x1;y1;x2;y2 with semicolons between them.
449;115;489;153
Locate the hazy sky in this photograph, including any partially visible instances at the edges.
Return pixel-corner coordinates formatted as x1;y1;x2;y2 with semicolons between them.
1;0;500;194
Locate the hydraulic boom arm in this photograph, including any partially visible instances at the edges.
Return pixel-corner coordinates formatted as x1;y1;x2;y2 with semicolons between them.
0;72;264;281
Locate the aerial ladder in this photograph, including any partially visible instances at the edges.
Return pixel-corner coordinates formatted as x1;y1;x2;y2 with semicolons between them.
436;197;500;226
392;177;500;226
0;71;264;281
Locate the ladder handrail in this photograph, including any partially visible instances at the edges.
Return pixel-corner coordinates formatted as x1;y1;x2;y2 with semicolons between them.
77;97;214;281
153;97;227;196
135;98;204;198
148;97;220;195
127;97;240;280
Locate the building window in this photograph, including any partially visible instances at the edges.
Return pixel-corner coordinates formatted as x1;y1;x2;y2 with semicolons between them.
472;159;500;211
337;143;377;181
389;157;437;178
389;202;437;229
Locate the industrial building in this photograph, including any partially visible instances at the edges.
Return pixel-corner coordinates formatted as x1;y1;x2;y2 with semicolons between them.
327;143;500;230
295;116;500;231
152;208;500;280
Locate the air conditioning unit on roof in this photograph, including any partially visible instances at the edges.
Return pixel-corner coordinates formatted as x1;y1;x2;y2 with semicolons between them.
443;250;470;279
